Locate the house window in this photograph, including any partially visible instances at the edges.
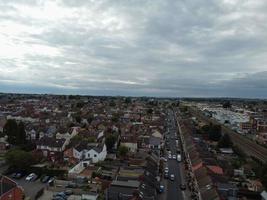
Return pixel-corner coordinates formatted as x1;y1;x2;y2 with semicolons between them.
94;154;97;157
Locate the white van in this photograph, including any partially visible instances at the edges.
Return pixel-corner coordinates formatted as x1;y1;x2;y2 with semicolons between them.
177;154;182;162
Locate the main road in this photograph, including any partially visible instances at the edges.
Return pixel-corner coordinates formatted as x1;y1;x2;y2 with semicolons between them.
165;109;187;200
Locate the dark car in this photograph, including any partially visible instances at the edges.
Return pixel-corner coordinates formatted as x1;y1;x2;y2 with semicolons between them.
180;183;186;190
12;172;26;179
66;182;78;188
64;189;73;195
41;175;50;183
15;172;25;179
164;172;169;179
53;193;67;200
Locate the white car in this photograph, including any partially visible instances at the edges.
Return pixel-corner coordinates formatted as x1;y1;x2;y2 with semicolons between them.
172;155;176;159
25;173;36;181
170;174;175;181
168;154;172;159
164;167;169;173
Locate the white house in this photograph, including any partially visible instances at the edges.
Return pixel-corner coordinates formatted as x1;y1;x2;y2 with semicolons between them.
72;143;107;163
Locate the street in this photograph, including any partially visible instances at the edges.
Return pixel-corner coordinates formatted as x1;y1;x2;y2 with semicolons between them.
165;109;187;200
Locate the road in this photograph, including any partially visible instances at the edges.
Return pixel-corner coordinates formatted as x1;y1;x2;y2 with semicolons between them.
165;109;187;200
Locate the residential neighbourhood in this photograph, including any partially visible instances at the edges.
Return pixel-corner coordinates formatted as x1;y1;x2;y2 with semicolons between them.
0;94;267;200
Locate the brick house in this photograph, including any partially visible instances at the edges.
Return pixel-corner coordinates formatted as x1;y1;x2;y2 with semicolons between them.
36;136;69;162
0;176;24;200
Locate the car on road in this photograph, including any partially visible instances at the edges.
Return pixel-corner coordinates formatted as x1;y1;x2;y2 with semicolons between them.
180;183;186;190
157;185;165;193
172;155;176;159
170;174;175;181
25;173;37;181
177;154;182;162
164;172;169;179
168;154;172;159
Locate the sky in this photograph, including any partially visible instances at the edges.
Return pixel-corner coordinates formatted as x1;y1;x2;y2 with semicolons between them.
0;0;267;98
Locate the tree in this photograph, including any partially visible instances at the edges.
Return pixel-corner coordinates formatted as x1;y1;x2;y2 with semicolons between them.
87;115;94;124
217;133;233;148
75;115;82;123
109;100;116;107
208;124;222;141
17;122;26;145
124;97;131;104
3;120;26;146
5;149;35;169
147;108;153;115
105;135;117;152
118;146;129;157
3;119;18;145
111;114;120;123
222;101;231;109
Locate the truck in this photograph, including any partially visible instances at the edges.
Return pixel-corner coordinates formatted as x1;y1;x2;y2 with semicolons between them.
177;154;182;162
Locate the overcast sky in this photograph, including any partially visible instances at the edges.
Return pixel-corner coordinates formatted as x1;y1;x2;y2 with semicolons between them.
0;0;267;98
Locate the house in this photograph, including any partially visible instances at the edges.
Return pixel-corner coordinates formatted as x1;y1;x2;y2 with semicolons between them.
148;136;161;150
106;180;140;200
64;142;107;164
0;175;24;200
36;136;69;162
217;183;238;199
120;135;138;153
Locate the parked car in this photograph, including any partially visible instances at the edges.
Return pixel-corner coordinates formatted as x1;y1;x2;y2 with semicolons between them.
168;154;172;159
11;171;25;179
172;155;176;159
158;185;165;193
180;183;186;190
48;177;55;186
170;174;175;181
41;175;50;183
64;189;73;195
25;173;36;181
53;192;67;199
177;154;182;162
66;182;78;188
164;172;169;179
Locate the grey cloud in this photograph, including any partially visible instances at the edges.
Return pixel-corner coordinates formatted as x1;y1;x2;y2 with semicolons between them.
0;0;267;98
